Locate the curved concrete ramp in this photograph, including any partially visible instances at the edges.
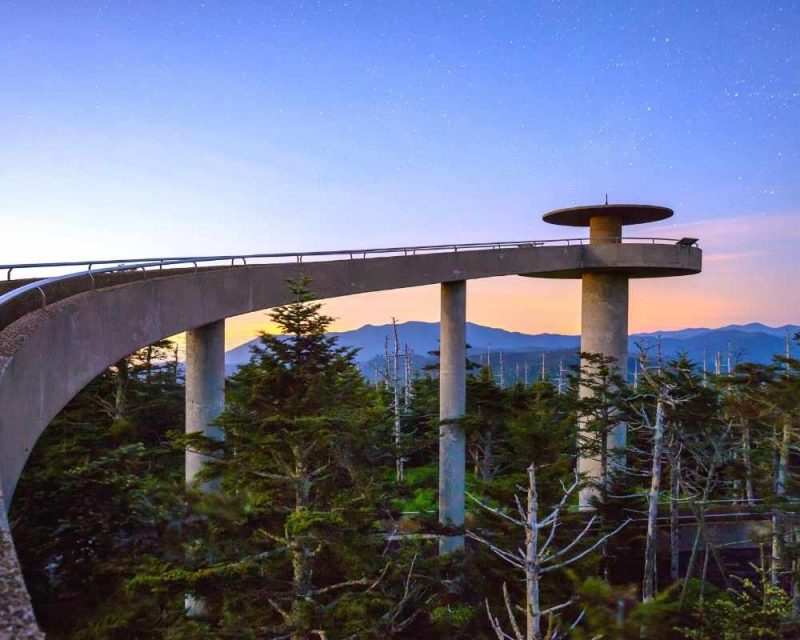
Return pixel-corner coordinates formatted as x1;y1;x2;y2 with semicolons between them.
0;242;699;504
0;241;700;633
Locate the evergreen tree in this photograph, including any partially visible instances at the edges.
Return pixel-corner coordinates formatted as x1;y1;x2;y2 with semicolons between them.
136;278;417;639
11;340;185;638
465;365;507;482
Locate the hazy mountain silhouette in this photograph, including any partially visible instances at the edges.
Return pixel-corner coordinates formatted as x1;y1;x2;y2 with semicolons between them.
226;321;579;367
226;321;799;376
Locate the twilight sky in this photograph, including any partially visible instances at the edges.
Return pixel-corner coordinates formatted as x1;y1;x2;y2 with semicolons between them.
1;1;798;348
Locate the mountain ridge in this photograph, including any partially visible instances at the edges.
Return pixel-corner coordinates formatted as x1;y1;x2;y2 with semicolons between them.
226;321;799;370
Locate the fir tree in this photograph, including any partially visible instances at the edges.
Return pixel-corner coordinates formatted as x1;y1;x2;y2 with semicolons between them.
139;278;416;639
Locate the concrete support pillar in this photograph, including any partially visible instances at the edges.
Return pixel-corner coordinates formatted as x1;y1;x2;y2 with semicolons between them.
185;319;226;488
184;320;225;617
578;272;629;507
439;280;466;554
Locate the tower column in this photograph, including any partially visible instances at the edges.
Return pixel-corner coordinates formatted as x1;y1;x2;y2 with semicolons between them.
185;319;226;488
580;273;629;374
578;272;629;506
439;280;466;553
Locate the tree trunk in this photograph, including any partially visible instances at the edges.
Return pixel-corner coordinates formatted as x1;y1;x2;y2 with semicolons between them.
481;429;494;482
682;522;703;605
114;358;128;422
669;456;680;583
403;344;412;407
772;511;784;587
643;400;665;601
680;459;730;605
471;444;480;478
392;320;403;481
772;413;791;585
526;464;541;640
290;445;313;640
742;419;755;506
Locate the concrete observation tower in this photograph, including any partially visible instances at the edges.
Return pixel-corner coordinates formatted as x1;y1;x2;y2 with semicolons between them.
537;203;696;505
0;200;704;628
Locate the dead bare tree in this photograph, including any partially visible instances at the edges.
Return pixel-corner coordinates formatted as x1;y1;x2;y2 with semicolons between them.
771;370;794;587
94;358;129;423
557;359;565;395
678;419;734;605
629;353;713;602
741;414;756;506
391;318;404;481
642;388;666;602
634;356;689;602
668;444;682;584
772;412;791;586
383;335;391;389
403;343;413;408
469;463;630;640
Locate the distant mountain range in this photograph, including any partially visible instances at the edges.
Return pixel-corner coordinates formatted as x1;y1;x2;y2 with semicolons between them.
225;321;799;380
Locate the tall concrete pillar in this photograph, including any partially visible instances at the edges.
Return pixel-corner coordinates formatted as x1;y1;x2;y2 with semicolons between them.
184;320;225;617
577;212;630;506
185;319;226;488
439;280;466;553
578;271;629;505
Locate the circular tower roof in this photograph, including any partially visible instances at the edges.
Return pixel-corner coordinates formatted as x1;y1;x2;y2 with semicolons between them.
543;203;673;227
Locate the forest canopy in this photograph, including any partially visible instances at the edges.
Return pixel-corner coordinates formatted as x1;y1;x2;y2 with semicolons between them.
10;283;800;639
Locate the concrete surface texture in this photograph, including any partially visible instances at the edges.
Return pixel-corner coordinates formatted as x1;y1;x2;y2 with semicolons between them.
438;280;467;553
577;270;630;505
185;320;226;488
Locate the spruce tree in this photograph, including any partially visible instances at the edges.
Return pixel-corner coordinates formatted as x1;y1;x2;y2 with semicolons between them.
145;278;411;639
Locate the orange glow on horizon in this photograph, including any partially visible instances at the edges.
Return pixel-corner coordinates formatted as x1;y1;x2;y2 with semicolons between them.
215;212;798;350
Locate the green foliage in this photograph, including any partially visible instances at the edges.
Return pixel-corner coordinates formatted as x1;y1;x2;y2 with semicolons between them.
11;340;184;639
11;314;800;639
681;570;799;639
569;576;683;639
430;603;474;629
127;278;413;639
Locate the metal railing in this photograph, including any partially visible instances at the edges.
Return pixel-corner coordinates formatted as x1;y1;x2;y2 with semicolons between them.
0;235;697;314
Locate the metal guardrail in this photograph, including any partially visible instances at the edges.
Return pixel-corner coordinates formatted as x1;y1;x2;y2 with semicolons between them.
0;236;697;313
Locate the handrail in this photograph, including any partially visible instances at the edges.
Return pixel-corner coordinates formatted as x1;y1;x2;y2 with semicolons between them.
0;236;698;313
0;258;190;310
0;236;697;279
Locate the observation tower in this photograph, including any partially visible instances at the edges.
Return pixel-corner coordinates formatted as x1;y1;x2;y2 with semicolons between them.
536;203;700;505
